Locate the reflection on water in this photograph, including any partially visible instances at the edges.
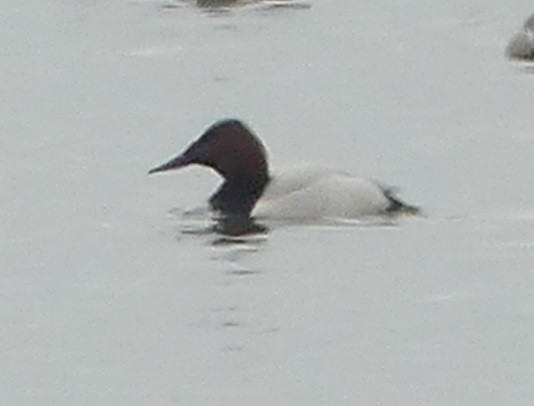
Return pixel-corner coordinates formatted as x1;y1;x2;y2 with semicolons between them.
519;64;534;74
226;269;260;275
168;208;271;352
169;207;269;263
170;206;267;235
172;205;407;241
214;216;268;236
197;0;238;6
171;205;411;242
176;211;269;240
260;0;312;10
159;0;311;12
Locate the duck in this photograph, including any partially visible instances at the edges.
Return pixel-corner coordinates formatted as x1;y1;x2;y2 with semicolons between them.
149;119;419;220
506;13;534;61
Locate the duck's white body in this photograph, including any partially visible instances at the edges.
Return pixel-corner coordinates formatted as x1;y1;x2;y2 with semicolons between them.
252;166;391;219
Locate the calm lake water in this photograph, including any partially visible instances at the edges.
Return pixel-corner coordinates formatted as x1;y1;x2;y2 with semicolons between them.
2;0;534;404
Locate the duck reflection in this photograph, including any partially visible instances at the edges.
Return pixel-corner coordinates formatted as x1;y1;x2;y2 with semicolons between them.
196;0;240;7
214;216;268;237
176;208;269;245
162;0;311;11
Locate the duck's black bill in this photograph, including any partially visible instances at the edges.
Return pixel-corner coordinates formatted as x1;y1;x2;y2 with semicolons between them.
148;154;189;175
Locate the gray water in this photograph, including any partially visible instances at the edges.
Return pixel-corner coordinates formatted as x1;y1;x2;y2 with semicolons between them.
2;0;534;404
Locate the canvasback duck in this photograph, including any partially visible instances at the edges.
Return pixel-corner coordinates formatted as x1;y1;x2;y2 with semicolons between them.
506;13;534;60
149;119;419;219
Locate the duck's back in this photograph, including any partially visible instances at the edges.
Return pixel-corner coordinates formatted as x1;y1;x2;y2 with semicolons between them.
252;166;391;219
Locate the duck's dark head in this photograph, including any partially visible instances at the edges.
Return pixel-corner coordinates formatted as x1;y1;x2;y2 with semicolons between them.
149;119;270;216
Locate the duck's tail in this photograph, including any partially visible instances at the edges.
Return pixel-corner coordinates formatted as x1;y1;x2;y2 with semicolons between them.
383;188;421;215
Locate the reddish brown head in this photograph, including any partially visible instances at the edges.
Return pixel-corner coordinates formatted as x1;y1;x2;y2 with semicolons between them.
149;119;270;216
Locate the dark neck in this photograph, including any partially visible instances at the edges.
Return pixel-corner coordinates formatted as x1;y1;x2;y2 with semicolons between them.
209;173;270;217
